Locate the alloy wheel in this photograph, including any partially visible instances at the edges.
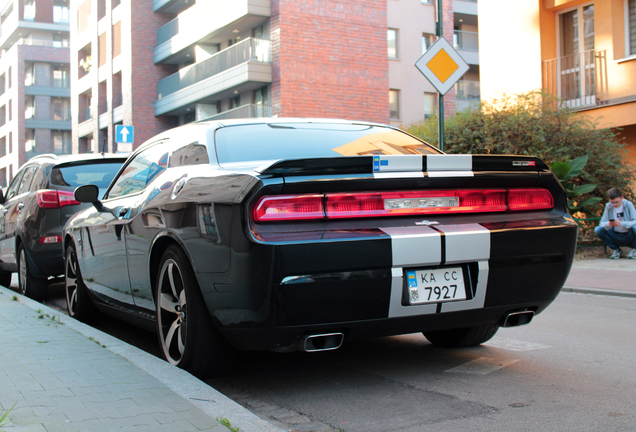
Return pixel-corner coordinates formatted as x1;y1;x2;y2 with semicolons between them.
65;248;79;316
18;248;27;295
157;259;188;366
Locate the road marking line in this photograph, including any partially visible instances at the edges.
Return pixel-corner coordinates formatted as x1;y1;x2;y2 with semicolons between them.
485;337;551;352
445;357;519;375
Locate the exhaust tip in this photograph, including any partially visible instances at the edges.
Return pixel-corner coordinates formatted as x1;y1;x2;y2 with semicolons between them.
502;311;535;328
299;333;344;352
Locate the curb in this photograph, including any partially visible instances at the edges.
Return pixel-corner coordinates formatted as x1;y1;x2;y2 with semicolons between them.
561;286;636;299
0;286;285;432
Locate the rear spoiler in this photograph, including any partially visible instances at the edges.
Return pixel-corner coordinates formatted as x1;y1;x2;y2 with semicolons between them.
256;155;549;176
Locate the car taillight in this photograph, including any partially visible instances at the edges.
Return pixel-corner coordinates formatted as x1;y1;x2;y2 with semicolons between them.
253;188;554;222
37;190;80;209
507;188;554;211
253;194;324;222
38;235;63;244
326;190;507;218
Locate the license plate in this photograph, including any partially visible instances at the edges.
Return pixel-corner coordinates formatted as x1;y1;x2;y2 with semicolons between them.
405;267;467;305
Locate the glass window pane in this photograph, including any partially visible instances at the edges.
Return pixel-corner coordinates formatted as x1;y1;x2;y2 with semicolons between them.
388;29;397;59
389;90;399;119
631;0;636;55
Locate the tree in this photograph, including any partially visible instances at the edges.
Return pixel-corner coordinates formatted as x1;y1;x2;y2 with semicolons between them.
404;90;635;218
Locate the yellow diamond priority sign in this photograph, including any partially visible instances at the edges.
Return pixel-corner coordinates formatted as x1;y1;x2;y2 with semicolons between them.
415;37;469;95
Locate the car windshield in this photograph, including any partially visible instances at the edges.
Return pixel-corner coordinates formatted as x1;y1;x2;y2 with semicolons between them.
50;161;123;189
214;123;440;164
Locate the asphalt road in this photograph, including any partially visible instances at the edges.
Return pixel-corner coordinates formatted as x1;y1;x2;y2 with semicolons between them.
22;277;636;431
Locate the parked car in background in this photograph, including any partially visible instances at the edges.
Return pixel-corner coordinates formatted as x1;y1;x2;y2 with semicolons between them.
0;153;127;300
64;118;578;379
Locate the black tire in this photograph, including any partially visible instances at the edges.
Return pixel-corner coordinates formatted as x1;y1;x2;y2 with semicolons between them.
423;325;499;348
65;243;101;323
0;271;11;288
17;243;47;301
155;244;234;378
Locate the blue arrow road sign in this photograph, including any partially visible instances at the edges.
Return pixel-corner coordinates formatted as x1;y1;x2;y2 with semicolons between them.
116;125;134;144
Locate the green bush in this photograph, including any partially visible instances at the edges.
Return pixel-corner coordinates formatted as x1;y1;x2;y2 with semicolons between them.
404;90;635;218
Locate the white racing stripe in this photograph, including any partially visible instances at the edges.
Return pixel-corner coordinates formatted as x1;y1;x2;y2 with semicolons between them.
383;223;491;318
426;154;472;171
445;357;520;375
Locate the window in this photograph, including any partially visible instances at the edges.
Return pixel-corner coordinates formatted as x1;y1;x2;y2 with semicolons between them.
254;86;269;117
388;29;398;59
53;65;69;87
50;161;122;188
17;166;38;195
25;96;35;119
107;143;168;199
389;89;400;119
5;170;25;201
628;0;636;56
558;4;595;103
422;33;435;54
54;0;70;23
25;129;35;153
53;34;69;48
52;131;72;154
424;92;437;119
53;95;71;118
24;0;35;21
229;95;240;109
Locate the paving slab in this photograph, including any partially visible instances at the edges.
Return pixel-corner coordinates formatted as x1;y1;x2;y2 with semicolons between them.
0;286;285;432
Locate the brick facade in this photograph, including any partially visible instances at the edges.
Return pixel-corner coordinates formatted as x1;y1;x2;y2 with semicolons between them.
442;0;456;118
271;0;389;123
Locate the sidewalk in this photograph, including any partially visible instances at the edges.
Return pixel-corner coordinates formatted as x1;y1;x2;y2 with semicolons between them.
0;286;284;432
563;256;636;298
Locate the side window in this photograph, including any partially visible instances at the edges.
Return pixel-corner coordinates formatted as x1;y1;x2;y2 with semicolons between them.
107;143;169;199
5;170;25;201
170;141;209;167
17;166;38;195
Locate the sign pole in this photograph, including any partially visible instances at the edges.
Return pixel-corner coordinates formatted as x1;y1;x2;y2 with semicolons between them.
437;0;444;152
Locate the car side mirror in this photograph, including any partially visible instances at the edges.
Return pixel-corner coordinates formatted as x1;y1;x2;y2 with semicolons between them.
74;184;103;211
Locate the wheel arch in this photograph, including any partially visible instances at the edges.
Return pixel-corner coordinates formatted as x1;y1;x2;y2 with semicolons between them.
148;231;191;304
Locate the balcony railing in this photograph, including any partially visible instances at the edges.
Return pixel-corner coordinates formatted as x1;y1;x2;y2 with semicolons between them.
542;49;607;108
453;30;479;52
157;18;179;44
157;38;271;99
200;104;272;121
18;38;69;48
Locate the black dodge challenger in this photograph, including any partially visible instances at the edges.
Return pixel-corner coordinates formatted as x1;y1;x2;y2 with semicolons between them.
64;118;578;378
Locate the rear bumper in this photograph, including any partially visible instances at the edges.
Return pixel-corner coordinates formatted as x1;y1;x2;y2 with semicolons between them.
199;217;577;351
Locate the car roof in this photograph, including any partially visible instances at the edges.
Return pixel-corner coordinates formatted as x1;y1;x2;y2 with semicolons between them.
198;117;391;129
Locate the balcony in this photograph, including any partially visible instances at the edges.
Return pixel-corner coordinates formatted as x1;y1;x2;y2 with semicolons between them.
455;80;480;111
454;0;478;15
453;30;479;65
200;104;272;121
154;0;270;64
155;38;272;116
542;50;608;109
0;9;70;50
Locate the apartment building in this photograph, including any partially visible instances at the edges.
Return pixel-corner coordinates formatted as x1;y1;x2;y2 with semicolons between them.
479;0;636;166
388;0;480;127
0;0;70;187
70;0;390;152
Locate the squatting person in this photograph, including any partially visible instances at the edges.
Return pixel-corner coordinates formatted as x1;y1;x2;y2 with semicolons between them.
594;187;636;259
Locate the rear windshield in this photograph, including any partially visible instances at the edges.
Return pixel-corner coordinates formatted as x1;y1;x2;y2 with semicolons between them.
50;161;123;189
214;123;440;164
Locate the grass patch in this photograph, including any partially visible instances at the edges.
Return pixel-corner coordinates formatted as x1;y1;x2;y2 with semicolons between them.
0;401;17;430
216;417;241;432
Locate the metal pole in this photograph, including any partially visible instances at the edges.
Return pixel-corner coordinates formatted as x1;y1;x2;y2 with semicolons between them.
437;0;444;152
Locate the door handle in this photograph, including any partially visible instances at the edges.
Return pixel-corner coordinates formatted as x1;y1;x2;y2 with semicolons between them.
17;203;24;211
